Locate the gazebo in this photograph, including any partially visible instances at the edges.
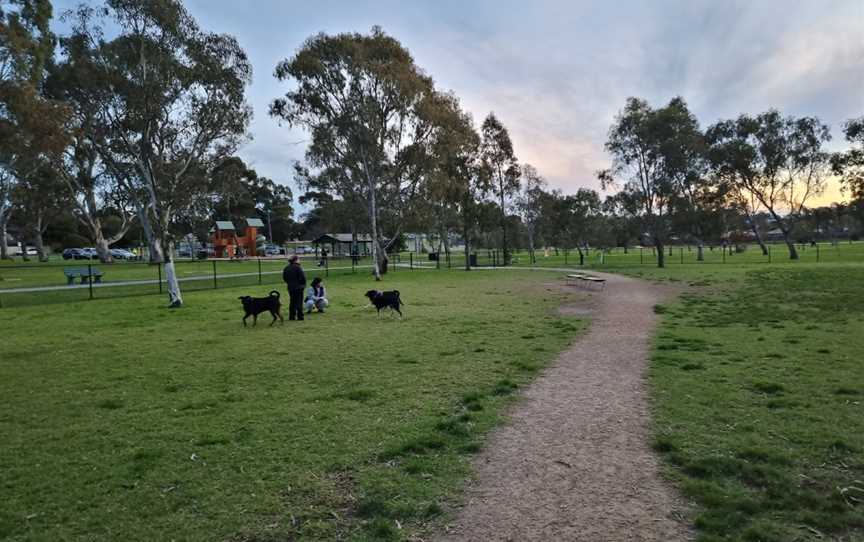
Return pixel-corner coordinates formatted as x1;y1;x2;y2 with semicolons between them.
313;233;378;257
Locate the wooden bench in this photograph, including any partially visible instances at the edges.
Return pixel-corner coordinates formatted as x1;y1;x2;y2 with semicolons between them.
566;273;606;290
64;267;104;285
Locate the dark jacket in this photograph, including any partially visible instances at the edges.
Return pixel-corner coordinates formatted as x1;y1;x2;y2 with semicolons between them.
282;263;306;290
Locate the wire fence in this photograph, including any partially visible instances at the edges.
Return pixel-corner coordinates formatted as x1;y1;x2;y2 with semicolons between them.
3;241;862;308
0;255;383;309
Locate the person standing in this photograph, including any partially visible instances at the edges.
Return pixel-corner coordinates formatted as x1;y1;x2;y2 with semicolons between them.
282;254;306;321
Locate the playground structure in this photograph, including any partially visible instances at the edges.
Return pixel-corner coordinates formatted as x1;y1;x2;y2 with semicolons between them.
211;218;266;258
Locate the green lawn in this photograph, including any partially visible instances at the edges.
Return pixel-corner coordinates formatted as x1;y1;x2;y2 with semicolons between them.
617;262;864;541
0;269;584;541
507;240;864;269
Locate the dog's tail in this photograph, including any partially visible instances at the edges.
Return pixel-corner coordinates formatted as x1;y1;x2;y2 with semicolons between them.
394;289;404;305
269;290;280;299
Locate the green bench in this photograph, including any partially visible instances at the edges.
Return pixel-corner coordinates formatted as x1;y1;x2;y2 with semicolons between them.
64;267;104;285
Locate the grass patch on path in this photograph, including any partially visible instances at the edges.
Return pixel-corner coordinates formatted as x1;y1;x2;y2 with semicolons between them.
0;270;584;541
647;264;864;541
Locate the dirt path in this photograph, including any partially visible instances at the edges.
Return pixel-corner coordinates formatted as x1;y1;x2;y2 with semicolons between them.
436;271;692;542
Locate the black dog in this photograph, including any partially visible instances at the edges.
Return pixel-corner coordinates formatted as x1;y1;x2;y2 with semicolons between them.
364;289;404;317
238;290;284;326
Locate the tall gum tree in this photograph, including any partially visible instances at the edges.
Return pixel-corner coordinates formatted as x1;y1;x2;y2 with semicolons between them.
706;111;830;260
66;0;252;305
270;27;436;280
599;97;677;268
480;113;519;264
0;0;68;259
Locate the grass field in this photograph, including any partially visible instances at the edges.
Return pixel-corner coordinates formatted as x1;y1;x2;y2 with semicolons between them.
0;270;585;541
4;249;864;541
613;262;864;541
511;240;864;269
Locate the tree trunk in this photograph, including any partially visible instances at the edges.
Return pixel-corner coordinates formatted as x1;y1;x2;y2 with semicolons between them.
499;180;508;265
90;215;115;264
31;216;48;262
782;231;799;260
160;232;183;307
655;237;666;268
0;208;11;260
136;203;163;263
368;177;382;280
577;245;584;266
696;242;704;262
749;220;768;256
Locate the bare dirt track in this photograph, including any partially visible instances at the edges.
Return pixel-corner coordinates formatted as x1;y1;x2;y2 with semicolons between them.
435;271;692;542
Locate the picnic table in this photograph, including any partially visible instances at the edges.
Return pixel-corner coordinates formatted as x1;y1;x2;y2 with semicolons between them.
64;267;104;285
566;273;606;290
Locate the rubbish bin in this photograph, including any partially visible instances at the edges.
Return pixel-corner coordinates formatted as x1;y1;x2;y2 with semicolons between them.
428;252;439;261
469;253;477;266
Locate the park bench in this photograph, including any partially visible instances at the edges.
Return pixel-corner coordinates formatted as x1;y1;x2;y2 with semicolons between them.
64;267;104;285
566;273;606;290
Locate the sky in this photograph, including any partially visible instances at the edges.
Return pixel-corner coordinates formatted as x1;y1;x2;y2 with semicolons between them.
58;0;864;211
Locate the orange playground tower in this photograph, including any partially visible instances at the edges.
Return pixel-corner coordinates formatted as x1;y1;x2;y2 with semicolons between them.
212;218;265;258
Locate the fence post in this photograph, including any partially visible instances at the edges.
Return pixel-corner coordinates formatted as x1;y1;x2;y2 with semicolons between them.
722;247;726;263
640;247;643;265
768;245;771;263
157;264;163;293
258;258;262;285
212;260;217;289
436;252;440;270
816;243;820;263
88;263;94;300
410;253;413;270
680;247;684;264
325;255;329;277
447;251;451;269
565;249;568;266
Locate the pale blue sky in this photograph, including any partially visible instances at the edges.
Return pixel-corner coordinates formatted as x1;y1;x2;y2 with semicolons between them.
56;0;864;207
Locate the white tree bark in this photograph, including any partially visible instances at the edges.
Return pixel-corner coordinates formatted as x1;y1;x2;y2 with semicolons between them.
164;260;183;307
0;207;10;260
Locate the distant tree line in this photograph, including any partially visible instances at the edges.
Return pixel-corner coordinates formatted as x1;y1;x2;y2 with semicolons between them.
274;29;862;272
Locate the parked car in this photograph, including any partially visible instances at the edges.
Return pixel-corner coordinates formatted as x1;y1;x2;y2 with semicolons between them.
63;248;86;260
81;248;98;259
110;248;136;260
177;247;193;258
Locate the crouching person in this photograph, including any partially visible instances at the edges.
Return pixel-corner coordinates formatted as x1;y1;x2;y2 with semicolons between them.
305;277;329;314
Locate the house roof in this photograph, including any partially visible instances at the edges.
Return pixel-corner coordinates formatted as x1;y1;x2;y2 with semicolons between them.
245;218;265;228
315;233;374;243
215;221;236;231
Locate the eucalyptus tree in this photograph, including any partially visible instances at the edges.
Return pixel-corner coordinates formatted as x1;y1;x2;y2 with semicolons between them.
65;0;252;306
271;27;438;280
654;98;714;260
436;96;487;270
598;97;678;267
832;117;864;203
706;111;831;260
0;0;68;259
45;41;137;263
516;164;546;261
480;113;519;264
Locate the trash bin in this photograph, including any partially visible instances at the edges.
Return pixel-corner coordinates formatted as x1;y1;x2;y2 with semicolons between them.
469;253;477;266
428;252;439;261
